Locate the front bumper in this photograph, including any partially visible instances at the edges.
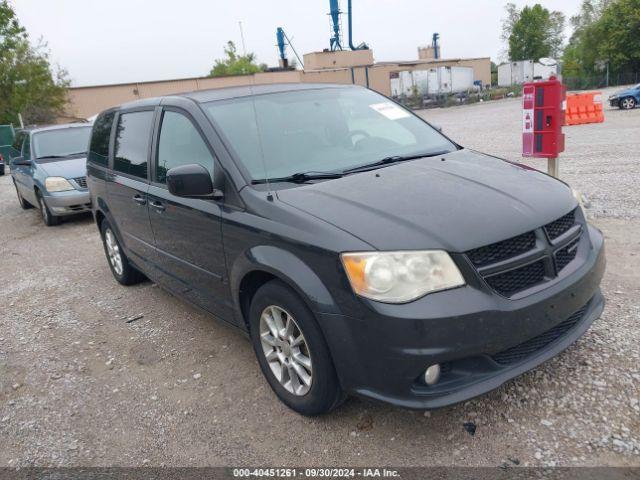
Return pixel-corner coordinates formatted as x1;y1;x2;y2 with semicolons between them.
609;98;619;107
43;190;91;216
319;225;605;409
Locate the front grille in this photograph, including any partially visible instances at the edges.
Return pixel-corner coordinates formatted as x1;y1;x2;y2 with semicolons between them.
484;260;546;297
466;231;536;267
491;303;589;365
544;210;575;240
74;176;88;189
465;209;582;298
555;237;579;272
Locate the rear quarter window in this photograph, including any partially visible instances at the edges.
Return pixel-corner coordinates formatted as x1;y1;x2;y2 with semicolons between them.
113;111;154;179
89;112;115;167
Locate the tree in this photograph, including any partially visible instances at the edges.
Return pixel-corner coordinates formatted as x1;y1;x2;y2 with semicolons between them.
562;0;640;77
209;41;267;77
502;3;565;61
0;0;69;125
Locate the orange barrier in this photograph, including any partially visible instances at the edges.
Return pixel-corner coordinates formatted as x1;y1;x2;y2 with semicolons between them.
565;91;605;126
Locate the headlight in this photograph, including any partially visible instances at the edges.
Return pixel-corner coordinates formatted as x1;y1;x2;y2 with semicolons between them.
44;177;74;192
341;250;465;303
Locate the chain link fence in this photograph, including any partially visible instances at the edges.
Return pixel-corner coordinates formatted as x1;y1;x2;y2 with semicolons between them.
563;71;640;91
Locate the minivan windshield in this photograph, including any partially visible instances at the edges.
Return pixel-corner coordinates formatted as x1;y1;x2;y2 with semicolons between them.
33;127;91;162
204;87;457;182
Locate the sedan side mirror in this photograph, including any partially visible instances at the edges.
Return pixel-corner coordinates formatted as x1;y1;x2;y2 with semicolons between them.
12;157;32;166
166;164;222;199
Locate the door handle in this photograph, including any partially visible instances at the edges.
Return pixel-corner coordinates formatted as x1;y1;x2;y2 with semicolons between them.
133;194;147;206
149;200;166;212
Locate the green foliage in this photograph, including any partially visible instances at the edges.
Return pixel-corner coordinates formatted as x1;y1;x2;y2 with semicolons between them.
0;0;69;125
502;3;565;61
209;41;267;77
563;0;640;77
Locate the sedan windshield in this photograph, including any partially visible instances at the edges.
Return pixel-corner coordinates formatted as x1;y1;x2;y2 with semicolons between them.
204;87;457;182
33;127;91;162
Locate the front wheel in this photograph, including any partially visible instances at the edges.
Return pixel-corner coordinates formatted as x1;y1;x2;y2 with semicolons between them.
37;192;61;226
249;280;344;416
620;97;636;110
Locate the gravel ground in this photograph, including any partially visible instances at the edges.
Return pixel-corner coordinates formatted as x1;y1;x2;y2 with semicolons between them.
0;89;639;468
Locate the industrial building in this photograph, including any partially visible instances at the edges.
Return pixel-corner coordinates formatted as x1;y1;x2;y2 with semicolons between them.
61;1;491;121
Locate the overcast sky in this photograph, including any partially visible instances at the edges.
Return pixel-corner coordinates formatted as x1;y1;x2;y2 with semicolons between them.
13;0;583;87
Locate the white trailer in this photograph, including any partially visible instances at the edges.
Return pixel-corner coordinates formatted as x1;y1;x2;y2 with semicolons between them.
391;66;475;96
498;59;559;86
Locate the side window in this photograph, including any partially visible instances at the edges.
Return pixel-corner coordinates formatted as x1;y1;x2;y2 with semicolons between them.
12;132;24;151
22;135;31;159
113;110;154;179
156;111;214;184
89;111;115;167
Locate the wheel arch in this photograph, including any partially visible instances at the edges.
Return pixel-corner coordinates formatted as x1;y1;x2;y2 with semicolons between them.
231;246;341;332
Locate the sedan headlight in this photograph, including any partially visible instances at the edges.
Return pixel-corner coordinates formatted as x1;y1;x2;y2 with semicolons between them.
45;177;74;192
341;250;465;303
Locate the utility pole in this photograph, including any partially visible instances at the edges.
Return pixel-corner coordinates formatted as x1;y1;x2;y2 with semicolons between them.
238;21;247;56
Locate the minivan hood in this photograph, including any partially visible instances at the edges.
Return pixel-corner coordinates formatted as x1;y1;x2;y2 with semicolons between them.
276;149;576;252
38;156;87;179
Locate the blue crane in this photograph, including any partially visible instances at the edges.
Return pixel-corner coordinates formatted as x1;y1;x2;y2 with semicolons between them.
328;0;368;51
276;27;304;68
432;32;440;59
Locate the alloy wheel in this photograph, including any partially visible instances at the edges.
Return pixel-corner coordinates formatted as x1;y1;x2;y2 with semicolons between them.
621;98;635;110
104;229;124;276
259;305;313;396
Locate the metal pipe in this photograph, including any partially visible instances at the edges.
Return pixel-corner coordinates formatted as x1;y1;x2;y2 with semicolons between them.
347;0;356;50
282;29;304;68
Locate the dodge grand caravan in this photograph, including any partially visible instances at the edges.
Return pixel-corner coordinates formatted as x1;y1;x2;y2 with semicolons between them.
87;84;605;416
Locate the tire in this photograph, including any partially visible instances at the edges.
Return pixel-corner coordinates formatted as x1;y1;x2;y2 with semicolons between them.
620;97;636;110
100;220;145;285
249;279;344;416
37;191;61;226
13;180;33;209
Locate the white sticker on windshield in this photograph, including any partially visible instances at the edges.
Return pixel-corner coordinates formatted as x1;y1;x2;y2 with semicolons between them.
369;102;411;120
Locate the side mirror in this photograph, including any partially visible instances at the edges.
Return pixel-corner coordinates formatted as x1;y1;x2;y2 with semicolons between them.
12;157;32;166
166;164;222;199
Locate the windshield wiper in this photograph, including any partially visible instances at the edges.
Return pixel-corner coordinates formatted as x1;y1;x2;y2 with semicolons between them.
342;150;451;174
37;152;85;160
251;171;344;185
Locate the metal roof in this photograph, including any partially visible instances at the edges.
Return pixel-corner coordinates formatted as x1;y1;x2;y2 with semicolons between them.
112;83;358;111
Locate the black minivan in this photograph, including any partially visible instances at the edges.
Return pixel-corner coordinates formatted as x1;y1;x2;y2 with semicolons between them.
87;84;605;416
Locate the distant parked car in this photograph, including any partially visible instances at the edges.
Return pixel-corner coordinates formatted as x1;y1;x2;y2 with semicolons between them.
10;123;92;226
0;124;16;175
609;84;640;109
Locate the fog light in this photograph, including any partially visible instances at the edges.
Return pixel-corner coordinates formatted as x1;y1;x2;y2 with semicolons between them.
424;364;441;386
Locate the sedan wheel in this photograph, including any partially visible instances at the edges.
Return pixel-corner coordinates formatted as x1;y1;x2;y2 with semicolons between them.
621;97;636;110
38;193;60;226
259;305;313;396
104;228;124;276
